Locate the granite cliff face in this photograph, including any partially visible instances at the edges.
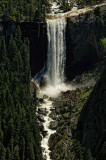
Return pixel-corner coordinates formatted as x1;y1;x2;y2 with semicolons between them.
77;68;106;158
20;22;47;76
66;4;106;79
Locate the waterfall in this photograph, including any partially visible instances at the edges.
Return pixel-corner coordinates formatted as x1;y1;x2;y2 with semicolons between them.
45;18;66;86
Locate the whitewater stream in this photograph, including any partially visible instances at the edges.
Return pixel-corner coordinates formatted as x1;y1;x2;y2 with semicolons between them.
37;95;56;160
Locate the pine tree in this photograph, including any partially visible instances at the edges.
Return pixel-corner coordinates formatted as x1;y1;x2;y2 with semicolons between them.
100;142;106;160
14;26;22;49
0;25;43;160
85;149;93;160
8;40;18;61
0;38;7;63
74;141;84;160
26;142;35;160
6;148;11;160
20;137;25;160
0;144;6;160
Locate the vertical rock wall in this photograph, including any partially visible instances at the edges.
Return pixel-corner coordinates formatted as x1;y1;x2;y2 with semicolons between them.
66;5;106;79
20;22;47;77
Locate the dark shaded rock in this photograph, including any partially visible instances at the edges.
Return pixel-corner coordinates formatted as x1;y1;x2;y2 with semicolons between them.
49;121;58;130
40;77;47;88
30;78;39;96
77;67;106;157
39;122;44;131
38;108;48;116
39;98;44;103
37;114;45;122
49;112;58;120
49;132;61;149
53;101;63;107
49;97;57;101
65;90;72;94
43;95;48;99
50;107;55;111
20;22;47;77
66;5;106;79
42;130;48;137
55;107;61;114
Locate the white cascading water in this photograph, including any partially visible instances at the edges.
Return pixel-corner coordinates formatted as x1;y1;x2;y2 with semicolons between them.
37;97;56;160
45;18;66;86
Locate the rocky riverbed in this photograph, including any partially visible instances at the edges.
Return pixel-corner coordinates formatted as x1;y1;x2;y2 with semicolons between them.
36;94;57;160
49;85;94;159
37;84;93;159
36;66;102;160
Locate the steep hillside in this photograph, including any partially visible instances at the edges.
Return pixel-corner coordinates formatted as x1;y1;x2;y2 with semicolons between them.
77;68;106;159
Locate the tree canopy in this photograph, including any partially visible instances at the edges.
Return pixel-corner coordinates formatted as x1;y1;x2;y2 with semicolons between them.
0;26;43;160
0;0;50;22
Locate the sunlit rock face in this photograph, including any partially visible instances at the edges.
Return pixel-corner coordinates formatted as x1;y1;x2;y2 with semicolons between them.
30;78;40;96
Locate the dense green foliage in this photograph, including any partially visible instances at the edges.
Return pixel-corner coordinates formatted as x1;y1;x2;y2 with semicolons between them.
93;6;106;62
99;38;106;60
59;0;104;12
49;85;97;160
53;0;105;12
0;0;105;20
0;26;43;160
60;0;73;12
73;141;95;160
0;0;50;22
94;7;104;27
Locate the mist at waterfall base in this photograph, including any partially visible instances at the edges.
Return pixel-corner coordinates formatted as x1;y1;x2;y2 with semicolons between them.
41;81;75;97
34;18;74;97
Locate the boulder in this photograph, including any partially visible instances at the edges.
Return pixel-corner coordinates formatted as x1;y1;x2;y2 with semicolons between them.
55;107;61;114
40;77;47;88
49;121;58;130
39;98;44;103
30;78;39;96
37;114;45;122
38;108;48;116
49;112;57;120
50;107;55;111
42;130;48;137
43;95;48;99
39;122;44;131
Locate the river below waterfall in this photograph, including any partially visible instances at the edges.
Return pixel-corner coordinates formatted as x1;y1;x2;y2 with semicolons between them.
36;83;76;160
37;92;56;160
